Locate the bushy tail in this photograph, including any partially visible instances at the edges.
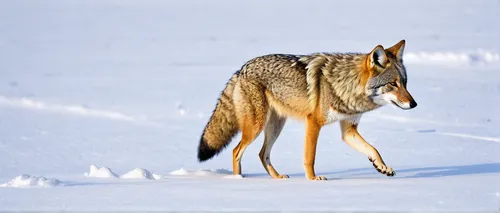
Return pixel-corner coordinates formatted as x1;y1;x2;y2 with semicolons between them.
198;72;240;161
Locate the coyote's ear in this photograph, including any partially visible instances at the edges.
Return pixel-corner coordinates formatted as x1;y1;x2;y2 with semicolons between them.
386;39;405;60
368;45;388;68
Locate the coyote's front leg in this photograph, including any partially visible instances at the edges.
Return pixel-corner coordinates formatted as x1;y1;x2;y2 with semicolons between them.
340;119;395;176
303;115;327;180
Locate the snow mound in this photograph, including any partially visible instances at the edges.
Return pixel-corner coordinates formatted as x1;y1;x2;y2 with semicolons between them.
1;174;60;188
170;168;241;178
84;165;119;178
404;50;500;65
85;165;161;180
120;168;162;180
169;168;190;175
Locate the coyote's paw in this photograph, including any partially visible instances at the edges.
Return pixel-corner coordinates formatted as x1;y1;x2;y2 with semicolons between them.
271;174;289;179
277;174;289;179
307;176;327;181
369;157;395;177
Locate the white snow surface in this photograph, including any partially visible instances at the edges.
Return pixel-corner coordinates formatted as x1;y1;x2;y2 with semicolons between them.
1;0;499;211
170;168;242;179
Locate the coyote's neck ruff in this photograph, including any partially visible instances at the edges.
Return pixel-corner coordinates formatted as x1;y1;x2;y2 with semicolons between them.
197;40;417;180
298;53;380;115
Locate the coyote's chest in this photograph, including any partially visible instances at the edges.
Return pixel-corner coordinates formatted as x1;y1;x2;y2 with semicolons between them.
324;107;360;125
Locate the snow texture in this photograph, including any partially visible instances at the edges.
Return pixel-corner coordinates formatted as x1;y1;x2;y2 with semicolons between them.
404;50;500;65
0;0;499;211
170;168;242;178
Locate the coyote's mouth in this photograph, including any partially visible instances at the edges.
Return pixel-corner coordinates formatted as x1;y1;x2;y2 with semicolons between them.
391;100;405;109
391;100;413;110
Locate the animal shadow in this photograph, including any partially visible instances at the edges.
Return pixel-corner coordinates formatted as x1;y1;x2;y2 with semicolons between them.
244;162;500;179
396;162;500;178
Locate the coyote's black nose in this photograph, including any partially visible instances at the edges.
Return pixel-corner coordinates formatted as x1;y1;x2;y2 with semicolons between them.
409;100;417;109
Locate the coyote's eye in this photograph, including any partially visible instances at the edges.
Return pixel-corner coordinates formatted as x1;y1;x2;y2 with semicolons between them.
389;82;397;87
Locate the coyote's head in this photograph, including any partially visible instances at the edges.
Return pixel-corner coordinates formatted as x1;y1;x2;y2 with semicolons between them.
365;40;417;110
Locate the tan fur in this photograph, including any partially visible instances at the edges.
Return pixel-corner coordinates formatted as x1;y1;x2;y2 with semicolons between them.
197;40;417;180
301;54;328;110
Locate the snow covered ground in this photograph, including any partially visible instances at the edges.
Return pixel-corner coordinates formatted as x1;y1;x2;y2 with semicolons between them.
0;0;499;211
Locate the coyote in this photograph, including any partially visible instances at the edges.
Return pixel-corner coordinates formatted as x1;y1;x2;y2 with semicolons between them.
197;40;417;180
